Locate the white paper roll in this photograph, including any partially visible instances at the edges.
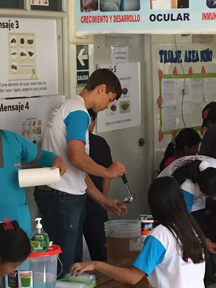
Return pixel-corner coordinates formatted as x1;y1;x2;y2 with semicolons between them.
18;167;61;188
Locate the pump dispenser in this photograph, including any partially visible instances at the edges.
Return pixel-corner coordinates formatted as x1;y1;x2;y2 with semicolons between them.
31;218;49;252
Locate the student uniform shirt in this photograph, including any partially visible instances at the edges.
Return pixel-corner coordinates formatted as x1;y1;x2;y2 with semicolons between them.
158;155;216;213
132;225;205;288
42;96;90;195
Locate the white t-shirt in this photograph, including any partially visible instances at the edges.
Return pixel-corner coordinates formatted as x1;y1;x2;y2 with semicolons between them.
43;96;90;194
132;225;205;288
158;155;216;212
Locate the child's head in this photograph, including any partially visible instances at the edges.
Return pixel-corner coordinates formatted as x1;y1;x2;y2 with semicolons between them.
159;128;201;171
202;102;216;128
0;219;31;276
85;69;122;101
174;128;201;155
148;177;206;263
173;160;216;199
148;177;188;222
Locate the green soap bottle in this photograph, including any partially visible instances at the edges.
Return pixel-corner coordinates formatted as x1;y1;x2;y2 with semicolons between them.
31;218;49;253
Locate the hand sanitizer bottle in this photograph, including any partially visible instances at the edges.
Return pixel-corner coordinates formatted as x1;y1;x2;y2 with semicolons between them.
31;218;49;252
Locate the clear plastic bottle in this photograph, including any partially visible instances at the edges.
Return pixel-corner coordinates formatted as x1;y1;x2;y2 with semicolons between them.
31;218;49;252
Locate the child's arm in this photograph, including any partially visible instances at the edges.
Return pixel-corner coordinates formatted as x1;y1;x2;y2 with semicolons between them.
70;261;145;285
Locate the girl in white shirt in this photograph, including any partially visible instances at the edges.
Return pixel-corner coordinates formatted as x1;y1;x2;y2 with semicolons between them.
70;177;207;288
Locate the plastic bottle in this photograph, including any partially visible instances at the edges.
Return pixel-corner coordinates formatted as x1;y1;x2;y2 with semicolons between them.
31;218;49;252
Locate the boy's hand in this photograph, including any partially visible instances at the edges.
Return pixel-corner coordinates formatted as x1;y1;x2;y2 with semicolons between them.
52;156;67;176
106;162;126;178
101;198;127;215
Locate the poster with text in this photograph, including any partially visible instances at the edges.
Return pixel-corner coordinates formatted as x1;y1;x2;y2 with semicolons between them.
97;62;141;132
0;18;58;98
76;0;216;35
0;95;65;146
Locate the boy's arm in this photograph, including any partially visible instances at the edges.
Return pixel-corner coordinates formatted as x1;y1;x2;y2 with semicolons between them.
67;139;126;178
85;174;123;214
102;178;111;196
70;261;145;285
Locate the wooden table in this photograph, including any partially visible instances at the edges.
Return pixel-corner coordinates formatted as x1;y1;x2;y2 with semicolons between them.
95;272;149;288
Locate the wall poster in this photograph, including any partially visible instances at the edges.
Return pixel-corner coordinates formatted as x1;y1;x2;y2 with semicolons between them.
76;0;216;35
0;18;58;98
97;62;141;133
0;95;65;146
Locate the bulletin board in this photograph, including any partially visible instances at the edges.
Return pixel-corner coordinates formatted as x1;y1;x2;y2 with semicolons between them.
158;72;216;137
152;42;216;172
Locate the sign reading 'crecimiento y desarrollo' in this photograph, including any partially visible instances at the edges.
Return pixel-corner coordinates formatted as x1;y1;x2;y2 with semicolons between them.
76;0;216;35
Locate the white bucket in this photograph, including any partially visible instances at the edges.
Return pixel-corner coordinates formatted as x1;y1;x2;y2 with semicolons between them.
104;220;141;267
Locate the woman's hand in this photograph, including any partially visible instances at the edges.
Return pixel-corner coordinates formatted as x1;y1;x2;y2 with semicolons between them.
52;156;66;176
70;262;98;276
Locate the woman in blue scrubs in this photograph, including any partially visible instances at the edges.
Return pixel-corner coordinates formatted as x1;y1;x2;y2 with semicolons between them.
0;129;66;237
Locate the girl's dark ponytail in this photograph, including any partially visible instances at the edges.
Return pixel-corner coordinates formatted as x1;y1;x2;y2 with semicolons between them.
173;160;202;185
159;141;175;172
0;218;31;263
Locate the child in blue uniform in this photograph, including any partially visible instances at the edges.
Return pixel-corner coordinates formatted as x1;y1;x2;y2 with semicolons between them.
70;177;207;288
0;218;31;276
159;155;216;254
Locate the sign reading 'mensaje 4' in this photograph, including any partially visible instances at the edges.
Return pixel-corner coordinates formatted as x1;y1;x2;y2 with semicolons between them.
76;0;216;35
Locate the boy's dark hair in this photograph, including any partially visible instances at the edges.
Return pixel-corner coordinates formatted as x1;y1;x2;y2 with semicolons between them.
0;220;31;262
88;108;97;121
149;177;206;263
159;128;201;172
85;69;122;100
173;160;216;197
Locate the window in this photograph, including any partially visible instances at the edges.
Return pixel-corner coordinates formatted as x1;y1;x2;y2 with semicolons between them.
0;0;24;8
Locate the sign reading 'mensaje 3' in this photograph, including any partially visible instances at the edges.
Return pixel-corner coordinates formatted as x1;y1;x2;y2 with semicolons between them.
76;0;216;35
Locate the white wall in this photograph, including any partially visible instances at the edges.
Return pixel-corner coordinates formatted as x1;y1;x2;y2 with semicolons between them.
92;34;153;220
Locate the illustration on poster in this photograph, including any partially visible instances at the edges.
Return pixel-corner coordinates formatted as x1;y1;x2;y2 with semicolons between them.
207;0;216;8
9;32;37;81
80;0;140;12
150;0;189;9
